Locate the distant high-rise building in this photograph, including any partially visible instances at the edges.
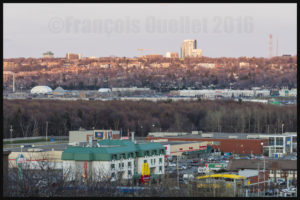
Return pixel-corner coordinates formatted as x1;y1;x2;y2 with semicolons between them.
165;52;179;58
66;52;82;60
43;51;54;58
180;39;202;58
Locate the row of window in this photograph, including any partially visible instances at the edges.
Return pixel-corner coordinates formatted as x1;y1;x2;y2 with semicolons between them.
269;170;296;175
144;158;163;164
111;150;164;160
111;161;135;170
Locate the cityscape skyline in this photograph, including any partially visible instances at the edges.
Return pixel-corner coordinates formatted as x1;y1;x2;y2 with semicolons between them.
4;3;297;58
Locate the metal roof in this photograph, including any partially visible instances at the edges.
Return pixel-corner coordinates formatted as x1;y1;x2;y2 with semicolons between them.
61;140;165;161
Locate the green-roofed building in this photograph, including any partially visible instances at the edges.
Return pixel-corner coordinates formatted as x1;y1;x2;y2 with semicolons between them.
61;139;165;182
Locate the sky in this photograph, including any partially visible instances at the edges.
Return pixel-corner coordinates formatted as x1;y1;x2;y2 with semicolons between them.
4;3;297;58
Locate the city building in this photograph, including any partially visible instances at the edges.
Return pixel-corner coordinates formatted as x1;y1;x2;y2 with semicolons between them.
43;51;54;58
165;52;179;58
66;52;82;60
61;139;165;182
69;129;121;143
180;39;202;58
258;133;297;158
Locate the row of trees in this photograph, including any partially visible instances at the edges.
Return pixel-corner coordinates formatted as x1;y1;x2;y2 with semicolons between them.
3;99;297;139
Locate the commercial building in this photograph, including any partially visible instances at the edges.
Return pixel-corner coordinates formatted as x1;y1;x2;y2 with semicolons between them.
258;133;297;158
61;139;165;182
43;51;54;58
228;160;297;183
146;132;269;155
69;129;121;143
66;52;82;60
156;140;211;157
180;39;202;58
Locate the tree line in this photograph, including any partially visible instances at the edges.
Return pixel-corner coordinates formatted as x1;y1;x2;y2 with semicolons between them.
3;99;297;139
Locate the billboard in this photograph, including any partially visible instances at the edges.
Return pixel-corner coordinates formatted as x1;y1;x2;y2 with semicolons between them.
95;132;104;139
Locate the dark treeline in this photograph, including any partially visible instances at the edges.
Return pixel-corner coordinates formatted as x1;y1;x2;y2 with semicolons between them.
3;100;297;138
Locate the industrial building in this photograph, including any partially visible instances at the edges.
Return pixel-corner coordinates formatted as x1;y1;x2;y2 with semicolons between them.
61;139;166;182
69;129;121;143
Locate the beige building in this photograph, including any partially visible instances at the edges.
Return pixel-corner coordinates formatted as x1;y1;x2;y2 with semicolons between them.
66;52;82;60
181;39;202;58
165;52;179;58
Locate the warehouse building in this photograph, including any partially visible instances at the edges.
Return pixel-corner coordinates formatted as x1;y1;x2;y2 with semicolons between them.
61;139;165;182
146;132;269;155
69;129;121;143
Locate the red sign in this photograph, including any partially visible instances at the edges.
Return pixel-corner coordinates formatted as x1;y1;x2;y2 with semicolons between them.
140;175;150;183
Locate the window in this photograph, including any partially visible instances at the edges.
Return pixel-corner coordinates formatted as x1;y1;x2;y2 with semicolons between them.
276;137;283;146
269;137;275;146
122;163;124;168
144;160;147;163
128;162;132;168
159;158;162;164
154;159;156;164
112;154;117;160
111;172;115;177
151;159;153;164
111;164;115;170
128;170;132;176
119;163;121;168
159;166;162;173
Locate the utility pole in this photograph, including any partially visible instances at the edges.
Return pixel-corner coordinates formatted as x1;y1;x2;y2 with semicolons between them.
264;158;266;197
257;164;260;197
177;155;179;188
10;125;13;144
46;121;48;142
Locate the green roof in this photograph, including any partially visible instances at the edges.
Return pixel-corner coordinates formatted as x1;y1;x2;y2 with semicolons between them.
61;140;165;161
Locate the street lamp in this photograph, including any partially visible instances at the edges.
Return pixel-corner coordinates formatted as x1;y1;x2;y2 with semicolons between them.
281;124;284;134
10;125;13;144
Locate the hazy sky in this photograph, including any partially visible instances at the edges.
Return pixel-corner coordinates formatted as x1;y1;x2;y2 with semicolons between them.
4;3;297;58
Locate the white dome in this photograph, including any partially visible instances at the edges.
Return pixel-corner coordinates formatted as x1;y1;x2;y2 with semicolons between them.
31;86;53;94
98;88;111;93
